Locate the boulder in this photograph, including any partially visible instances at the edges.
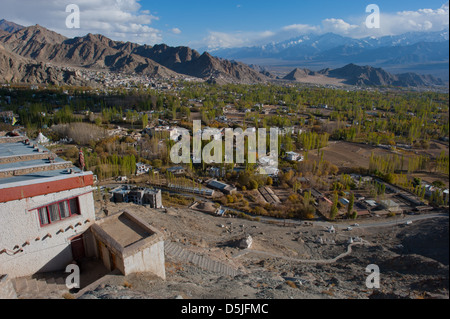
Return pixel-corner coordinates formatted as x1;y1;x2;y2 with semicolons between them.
238;235;253;249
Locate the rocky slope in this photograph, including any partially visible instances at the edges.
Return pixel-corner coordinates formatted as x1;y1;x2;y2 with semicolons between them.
0;20;445;87
0;43;90;86
212;29;450;81
0;19;24;33
0;22;269;85
75;203;448;300
283;68;315;81
282;63;446;87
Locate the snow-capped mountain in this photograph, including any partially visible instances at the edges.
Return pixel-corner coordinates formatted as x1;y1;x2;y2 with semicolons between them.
212;30;449;81
214;31;449;61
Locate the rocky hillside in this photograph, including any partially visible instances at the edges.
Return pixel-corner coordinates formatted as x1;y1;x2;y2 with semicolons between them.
0;20;445;87
74;204;448;300
323;64;445;87
0;19;24;33
0;45;90;86
283;68;314;81
282;63;446;87
0;22;269;85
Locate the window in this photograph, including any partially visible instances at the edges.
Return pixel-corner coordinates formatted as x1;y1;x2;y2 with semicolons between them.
69;198;80;215
37;197;81;227
59;201;70;219
48;204;61;222
38;207;49;226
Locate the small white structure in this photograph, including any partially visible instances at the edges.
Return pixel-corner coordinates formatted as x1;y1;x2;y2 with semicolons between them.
34;132;49;144
91;211;166;279
285;151;301;161
136;163;151;176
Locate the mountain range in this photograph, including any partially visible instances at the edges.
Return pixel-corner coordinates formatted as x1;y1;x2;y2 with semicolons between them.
282;64;445;87
213;31;450;82
0;19;447;88
0;20;267;86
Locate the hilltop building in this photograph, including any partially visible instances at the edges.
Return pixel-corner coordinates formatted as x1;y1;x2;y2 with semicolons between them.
0;132;96;278
0;132;167;284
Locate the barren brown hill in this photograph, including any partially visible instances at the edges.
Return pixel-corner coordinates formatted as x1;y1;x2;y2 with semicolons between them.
321;63;445;87
281;63;445;87
0;21;443;87
0;19;24;33
0;45;89;86
0;23;269;85
283;68;314;81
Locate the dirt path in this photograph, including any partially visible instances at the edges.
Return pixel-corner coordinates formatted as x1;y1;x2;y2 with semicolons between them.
234;241;373;264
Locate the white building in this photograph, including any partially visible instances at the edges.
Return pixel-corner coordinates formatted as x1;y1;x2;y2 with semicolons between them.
0;134;96;278
285;151;301;161
136;162;151;176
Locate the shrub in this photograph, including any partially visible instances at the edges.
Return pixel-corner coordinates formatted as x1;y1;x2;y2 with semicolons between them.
249;179;259;190
52;122;107;145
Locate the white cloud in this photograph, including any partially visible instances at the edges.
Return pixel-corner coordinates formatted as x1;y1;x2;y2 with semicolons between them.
170;28;182;35
202;2;449;49
0;0;162;44
282;24;320;34
204;30;276;50
321;19;360;35
376;2;449;35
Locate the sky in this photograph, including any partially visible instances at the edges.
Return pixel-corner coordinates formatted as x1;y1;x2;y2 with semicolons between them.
1;0;449;50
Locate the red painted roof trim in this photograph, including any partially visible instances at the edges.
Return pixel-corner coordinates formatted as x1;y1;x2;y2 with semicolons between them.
0;174;94;203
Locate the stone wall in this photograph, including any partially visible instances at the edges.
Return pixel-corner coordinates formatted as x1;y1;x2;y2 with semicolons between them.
0;136;27;144
123;241;166;280
0;161;73;178
0;153;53;164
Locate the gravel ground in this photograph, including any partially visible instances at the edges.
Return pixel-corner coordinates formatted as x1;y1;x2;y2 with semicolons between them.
81;202;449;299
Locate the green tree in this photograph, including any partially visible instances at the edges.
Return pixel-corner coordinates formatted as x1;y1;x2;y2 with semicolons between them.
142;113;149;129
249;179;259;190
347;192;355;217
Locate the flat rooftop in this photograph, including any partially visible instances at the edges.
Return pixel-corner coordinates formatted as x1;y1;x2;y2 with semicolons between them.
0;156;66;171
0;134;93;197
0;142;50;158
98;213;153;248
91;212;164;258
0;167;83;188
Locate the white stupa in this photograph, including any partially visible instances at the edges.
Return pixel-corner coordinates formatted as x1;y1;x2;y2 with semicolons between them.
35;132;50;144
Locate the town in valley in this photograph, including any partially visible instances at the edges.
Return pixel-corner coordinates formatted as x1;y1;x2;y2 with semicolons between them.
0;1;448;302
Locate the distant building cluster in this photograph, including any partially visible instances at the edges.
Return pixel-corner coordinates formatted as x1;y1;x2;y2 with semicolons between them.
110;185;163;209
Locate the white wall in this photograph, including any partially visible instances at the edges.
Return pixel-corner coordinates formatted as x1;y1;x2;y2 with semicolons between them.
123;241;166;280
0;186;95;278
